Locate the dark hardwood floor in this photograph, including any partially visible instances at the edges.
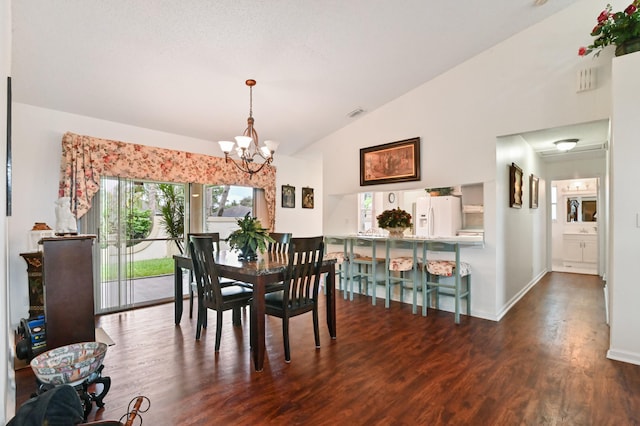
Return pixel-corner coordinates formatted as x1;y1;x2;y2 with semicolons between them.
15;272;640;425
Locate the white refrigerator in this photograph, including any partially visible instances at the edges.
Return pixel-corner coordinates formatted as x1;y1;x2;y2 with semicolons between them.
413;196;462;238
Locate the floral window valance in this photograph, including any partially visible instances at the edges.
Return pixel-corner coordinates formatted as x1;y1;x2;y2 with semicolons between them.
58;131;276;229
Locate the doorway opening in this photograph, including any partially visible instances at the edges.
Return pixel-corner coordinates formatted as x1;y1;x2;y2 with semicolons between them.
550;177;599;275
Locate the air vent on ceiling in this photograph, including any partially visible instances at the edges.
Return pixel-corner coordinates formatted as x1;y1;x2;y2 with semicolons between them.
346;107;365;118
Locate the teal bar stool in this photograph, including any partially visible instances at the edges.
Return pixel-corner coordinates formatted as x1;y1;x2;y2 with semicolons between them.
385;238;421;311
420;241;471;324
323;236;352;299
349;236;385;305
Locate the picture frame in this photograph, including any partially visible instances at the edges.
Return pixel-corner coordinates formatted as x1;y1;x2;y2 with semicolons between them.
302;187;314;209
509;162;523;209
281;184;295;208
529;174;539;209
360;137;420;186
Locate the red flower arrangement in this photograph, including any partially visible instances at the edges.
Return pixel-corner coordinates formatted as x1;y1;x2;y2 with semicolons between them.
579;2;640;57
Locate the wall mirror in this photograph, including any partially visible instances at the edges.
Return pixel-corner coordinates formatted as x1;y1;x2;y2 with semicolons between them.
566;196;597;222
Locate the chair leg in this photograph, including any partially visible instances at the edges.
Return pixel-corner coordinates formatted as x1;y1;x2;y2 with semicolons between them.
432;275;441;309
467;275;471;316
454;272;461;324
312;307;320;348
188;271;194;319
283;316;291;363
385;270;391;309
413;270;420;315
195;306;205;340
232;306;242;326
202;309;208;328
215;310;223;352
422;279;428;317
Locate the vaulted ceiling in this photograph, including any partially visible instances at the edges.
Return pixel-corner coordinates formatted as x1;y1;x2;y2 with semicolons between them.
11;0;580;155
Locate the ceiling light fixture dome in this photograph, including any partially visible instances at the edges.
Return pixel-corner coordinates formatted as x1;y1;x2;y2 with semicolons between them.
218;79;278;178
554;138;579;151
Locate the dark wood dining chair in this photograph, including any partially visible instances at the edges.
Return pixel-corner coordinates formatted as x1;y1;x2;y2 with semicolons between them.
189;235;253;351
267;232;292;254
187;232;238;319
264;236;325;362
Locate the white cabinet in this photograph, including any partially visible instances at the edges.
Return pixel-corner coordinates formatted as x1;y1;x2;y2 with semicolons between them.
563;234;597;264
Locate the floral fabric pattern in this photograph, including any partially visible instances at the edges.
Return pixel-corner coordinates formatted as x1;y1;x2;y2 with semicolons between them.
388;256;420;272
424;260;471;277
58;132;276;229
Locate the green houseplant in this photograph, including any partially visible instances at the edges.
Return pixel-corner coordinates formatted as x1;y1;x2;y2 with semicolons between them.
226;213;274;260
579;1;640;57
425;187;453;196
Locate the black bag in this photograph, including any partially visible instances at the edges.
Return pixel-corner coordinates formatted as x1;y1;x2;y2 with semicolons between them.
8;384;84;426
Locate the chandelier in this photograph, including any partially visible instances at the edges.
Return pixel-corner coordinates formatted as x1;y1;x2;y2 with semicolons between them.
218;79;279;177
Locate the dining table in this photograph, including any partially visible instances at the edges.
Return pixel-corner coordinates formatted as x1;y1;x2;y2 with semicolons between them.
173;250;337;371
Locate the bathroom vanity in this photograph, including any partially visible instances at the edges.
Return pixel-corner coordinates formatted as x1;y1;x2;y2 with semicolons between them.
563;232;597;265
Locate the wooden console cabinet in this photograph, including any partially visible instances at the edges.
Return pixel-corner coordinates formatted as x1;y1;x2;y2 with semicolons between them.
41;235;97;349
19;251;45;318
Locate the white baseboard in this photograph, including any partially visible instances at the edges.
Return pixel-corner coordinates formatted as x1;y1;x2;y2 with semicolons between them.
495;269;547;321
607;348;640;366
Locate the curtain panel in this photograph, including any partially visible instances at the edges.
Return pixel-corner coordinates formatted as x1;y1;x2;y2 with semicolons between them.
58;131;276;229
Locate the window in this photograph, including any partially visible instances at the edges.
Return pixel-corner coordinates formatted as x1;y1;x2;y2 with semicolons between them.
202;185;255;248
358;192;374;233
204;185;253;218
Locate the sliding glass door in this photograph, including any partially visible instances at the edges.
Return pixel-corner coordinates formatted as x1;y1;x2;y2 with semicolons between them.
89;177;186;314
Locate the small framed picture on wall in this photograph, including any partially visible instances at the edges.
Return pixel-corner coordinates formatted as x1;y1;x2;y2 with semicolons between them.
509;163;523;208
302;187;314;209
282;185;295;208
529;174;539;209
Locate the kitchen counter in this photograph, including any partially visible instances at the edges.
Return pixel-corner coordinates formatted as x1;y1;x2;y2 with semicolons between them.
340;233;484;245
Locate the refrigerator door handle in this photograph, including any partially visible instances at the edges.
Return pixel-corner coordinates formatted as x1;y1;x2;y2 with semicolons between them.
429;207;434;237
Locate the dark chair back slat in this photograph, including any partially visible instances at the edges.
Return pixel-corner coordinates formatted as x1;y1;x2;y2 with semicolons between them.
268;232;292;254
186;232;221;256
189;236;223;310
283;237;324;312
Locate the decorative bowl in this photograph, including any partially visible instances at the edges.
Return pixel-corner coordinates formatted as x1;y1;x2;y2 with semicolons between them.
30;341;108;386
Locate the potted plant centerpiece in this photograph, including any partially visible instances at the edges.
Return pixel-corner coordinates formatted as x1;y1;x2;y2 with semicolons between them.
377;207;412;238
226;213;274;260
425;187;453;197
579;1;640;57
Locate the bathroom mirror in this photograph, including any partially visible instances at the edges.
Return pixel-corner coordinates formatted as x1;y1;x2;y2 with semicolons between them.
566;196;597;222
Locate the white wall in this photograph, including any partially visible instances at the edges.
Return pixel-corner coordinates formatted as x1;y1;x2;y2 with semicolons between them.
496;134;546;315
302;0;613;322
609;53;640;365
2;0;11;421
273;154;323;237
